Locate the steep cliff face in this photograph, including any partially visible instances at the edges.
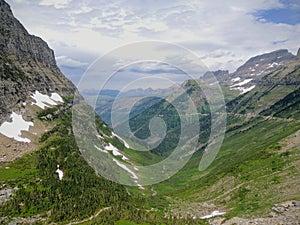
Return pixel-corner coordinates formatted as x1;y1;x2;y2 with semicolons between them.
0;0;75;123
0;0;55;66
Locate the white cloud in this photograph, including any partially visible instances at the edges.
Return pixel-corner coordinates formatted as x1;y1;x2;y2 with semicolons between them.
39;0;72;9
70;6;92;14
56;55;88;67
6;0;300;86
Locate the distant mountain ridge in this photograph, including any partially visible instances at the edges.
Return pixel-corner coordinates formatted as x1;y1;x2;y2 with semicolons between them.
210;48;299;95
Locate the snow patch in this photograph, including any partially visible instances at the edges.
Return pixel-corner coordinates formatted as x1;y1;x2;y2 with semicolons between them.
94;144;108;153
0;112;33;143
231;79;252;87
112;159;144;189
111;132;130;148
112;158;138;179
50;93;64;102
267;62;279;68
200;211;225;219
209;81;218;86
105;143;128;160
232;85;256;94
31;90;64;109
56;165;64;180
231;77;241;83
96;134;104;139
256;70;264;76
135;180;145;190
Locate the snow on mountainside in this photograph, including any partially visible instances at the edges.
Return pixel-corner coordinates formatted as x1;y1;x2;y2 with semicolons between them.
0;112;33;143
0;0;75;124
31;90;64;109
0;0;75;162
211;49;299;95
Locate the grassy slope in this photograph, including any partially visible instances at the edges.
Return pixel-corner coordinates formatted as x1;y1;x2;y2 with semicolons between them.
0;99;208;225
1;62;299;223
153;109;300;218
144;62;300;218
122;115;296;219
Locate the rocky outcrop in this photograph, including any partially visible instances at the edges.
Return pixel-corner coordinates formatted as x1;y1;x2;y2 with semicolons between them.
214;49;298;87
0;0;75;123
0;187;17;205
233;49;296;77
211;200;300;225
0;0;55;66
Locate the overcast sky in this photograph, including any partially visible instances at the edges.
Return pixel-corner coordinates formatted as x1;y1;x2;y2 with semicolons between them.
6;0;300;90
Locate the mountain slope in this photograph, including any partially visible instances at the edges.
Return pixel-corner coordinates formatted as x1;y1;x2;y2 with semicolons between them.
0;1;209;224
161;57;300;221
226;57;300;116
116;49;300;222
0;0;75;124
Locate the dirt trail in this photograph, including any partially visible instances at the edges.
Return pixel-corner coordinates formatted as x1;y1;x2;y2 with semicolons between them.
66;207;111;225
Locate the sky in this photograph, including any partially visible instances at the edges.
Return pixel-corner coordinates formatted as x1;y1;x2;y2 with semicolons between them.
6;0;300;90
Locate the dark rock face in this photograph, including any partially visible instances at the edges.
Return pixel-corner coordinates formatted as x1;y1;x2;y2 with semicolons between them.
0;0;75;123
0;0;56;66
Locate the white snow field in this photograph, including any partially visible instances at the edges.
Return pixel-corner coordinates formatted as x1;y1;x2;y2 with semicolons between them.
0;112;34;143
200;210;225;219
111;132;130;148
50;93;64;102
231;78;253;87
104;143;128;160
56;165;64;180
31;90;64;109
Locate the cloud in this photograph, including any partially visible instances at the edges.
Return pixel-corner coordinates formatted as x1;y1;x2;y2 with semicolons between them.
56;55;88;67
120;62;185;75
6;0;300;87
39;0;72;9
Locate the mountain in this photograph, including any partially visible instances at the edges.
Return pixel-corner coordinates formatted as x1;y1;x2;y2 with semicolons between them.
0;1;208;224
115;48;300;223
216;49;298;95
0;0;75;125
226;57;300;116
125;48;300;154
155;54;300;221
1;0;299;224
83;86;176;126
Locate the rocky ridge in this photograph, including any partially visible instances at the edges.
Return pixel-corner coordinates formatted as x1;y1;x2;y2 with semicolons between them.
0;0;75;124
210;48;299;95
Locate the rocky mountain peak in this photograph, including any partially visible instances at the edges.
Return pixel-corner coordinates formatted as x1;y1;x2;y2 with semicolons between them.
0;0;56;67
0;0;75;123
211;49;299;95
297;48;300;58
233;49;296;78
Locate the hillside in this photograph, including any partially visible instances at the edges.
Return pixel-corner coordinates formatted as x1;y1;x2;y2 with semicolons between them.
0;0;75;122
0;1;207;224
116;49;300;223
0;0;299;224
0;0;78;166
82;87;176;127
